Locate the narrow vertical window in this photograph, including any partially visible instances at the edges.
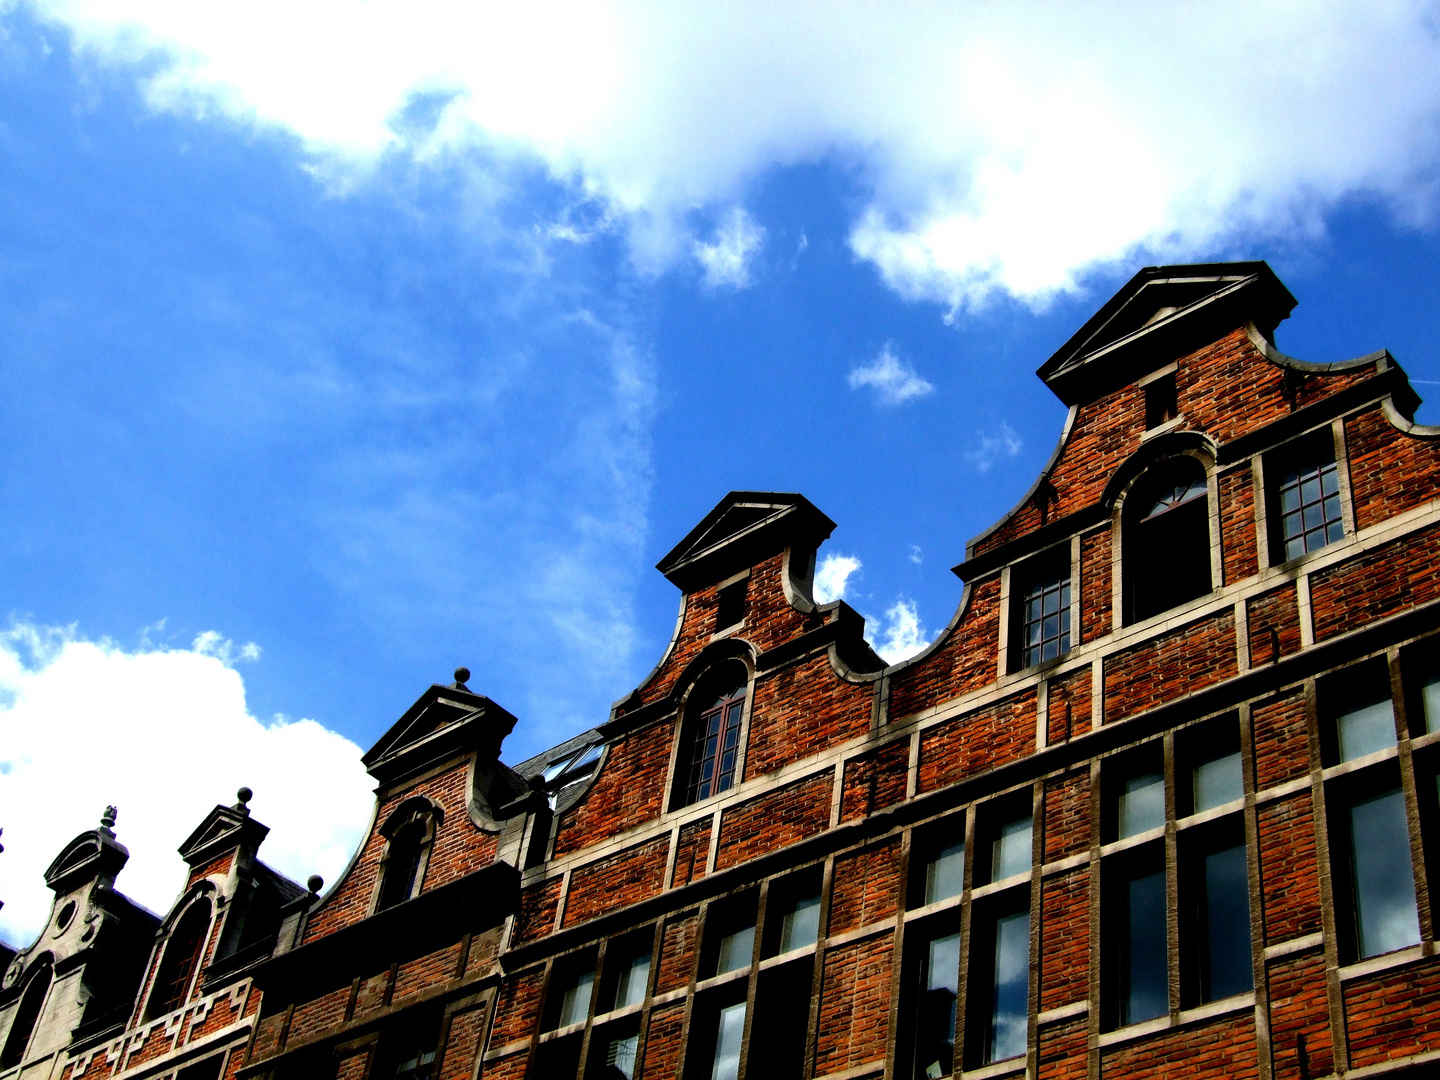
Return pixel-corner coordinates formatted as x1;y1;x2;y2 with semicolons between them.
1125;457;1212;622
911;931;959;1080
377;819;428;912
710;1001;747;1080
970;907;1029;1065
681;671;748;807
1144;372;1178;429
1419;669;1440;736
715;576;749;631
921;838;965;906
1271;434;1343;562
704;893;759;979
1110;857;1168;1026
1337;692;1397;763
1346;787;1420;958
0;957;52;1069
545;957;597;1031
1106;747;1165;841
1011;549;1072;671
990;814;1032;883
600;937;652;1014
715;923;754;976
1191;746;1243;814
147;900;212;1019
768;875;822;954
1180;717;1243;818
1184;835;1252;1003
590;1027;639;1080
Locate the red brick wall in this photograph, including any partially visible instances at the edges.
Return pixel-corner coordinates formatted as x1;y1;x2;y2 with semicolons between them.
1103;608;1237;724
813;933;893;1076
747;655;873;777
1252;691;1310;789
671;818;711;888
1345;959;1440;1068
288;985;351;1043
640;1002;686;1080
1038;1018;1087;1080
1220;465;1258;584
889;577;1001;721
1267;950;1332;1080
512;878;561;945
829;838;902;936
1081;529;1112;644
838;738;909;823
1099;1014;1258;1080
917;690;1037;794
489;969;542;1048
1311;520;1440;642
1039;869;1088;1012
1247;585;1300;667
439;1003;489;1080
715;771;833;871
1257;793;1322;944
553;717;675;858
187;852;234;889
1043;769;1090;862
392;943;462;1005
655;914;698;994
1347;404;1440;531
1047;667;1093;743
562;837;669;927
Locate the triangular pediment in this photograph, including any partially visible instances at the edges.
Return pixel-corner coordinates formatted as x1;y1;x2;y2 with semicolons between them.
1038;262;1297;405
363;684;518;786
657;492;835;591
178;803;269;867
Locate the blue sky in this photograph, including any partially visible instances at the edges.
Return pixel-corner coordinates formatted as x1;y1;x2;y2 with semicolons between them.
3;1;1440;939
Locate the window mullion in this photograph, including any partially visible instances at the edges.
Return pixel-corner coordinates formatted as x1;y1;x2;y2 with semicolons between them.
1163;731;1180;1021
734;880;770;1080
1391;650;1435;944
952;805;978;1069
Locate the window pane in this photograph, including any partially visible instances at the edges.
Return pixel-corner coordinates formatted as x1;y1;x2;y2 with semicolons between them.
1349;788;1421;958
1338;698;1396;762
1200;843;1252;1001
610;949;650;1011
779;893;822;953
1422;673;1440;735
988;911;1030;1063
1119;773;1165;837
1193;752;1243;814
925;841;965;905
600;1032;638;1079
993;817;1032;881
711;1002;747;1080
558;967;594;1028
1122;868;1168;1025
914;933;959;1080
716;925;755;974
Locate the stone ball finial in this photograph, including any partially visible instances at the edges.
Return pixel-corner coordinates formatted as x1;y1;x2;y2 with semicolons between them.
454;666;471;686
307;874;324;894
237;786;253;805
100;806;117;831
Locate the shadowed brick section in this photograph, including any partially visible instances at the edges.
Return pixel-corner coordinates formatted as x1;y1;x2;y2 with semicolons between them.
1253;691;1310;788
479;1051;530;1080
640;1002;686;1080
748;654;874;777
562;837;669;927
814;933;893;1076
1221;465;1258;584
393;943;463;1005
1081;529;1112;644
1047;666;1093;743
1039;870;1089;1012
439;1004;488;1080
889;577;1001;721
839;739;909;822
1267;951;1332;1080
656;913;698;993
1258;793;1321;943
1043;769;1090;862
672;818;711;888
306;764;497;942
336;1049;372;1080
188;852;235;889
513;878;562;945
829;838;902;936
1345;959;1440;1068
1347;403;1440;532
553;718;674;858
1099;1014;1258;1080
1311;520;1440;642
1247;584;1300;668
917;690;1037;794
1103;609;1237;724
489;970;542;1048
287;985;351;1043
1037;1018;1087;1080
354;971;390;1017
715;770;833;871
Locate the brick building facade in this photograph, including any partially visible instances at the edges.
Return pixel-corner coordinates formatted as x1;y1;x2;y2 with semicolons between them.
4;260;1440;1080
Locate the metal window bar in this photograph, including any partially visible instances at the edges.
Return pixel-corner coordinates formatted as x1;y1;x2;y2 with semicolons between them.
686;690;745;804
1021;574;1071;667
1278;457;1343;559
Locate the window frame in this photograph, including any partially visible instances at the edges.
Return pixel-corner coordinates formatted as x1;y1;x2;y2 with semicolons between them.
1117;452;1219;627
144;895;215;1021
1003;541;1078;675
1260;421;1353;568
371;799;442;916
668;659;755;813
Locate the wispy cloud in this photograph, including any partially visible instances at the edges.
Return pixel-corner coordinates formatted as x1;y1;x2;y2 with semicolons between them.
868;598;930;664
908;544;923;566
0;623;374;944
693;208;765;289
965;421;1023;473
848;345;934;406
814;552;862;603
22;3;1440;308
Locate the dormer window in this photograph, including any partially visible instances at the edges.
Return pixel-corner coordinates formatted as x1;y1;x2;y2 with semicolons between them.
539;741;604;808
1143;371;1178;430
1124;456;1213;623
1010;547;1072;671
715;574;749;632
374;801;441;913
675;663;749;808
146;899;212;1019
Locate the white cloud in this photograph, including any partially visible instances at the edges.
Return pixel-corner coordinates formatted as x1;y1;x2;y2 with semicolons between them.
693;208;765;289
17;1;1440;308
965;421;1023;473
0;623;373;945
848;344;934;405
813;552;861;604
867;598;930;665
908;544;923;566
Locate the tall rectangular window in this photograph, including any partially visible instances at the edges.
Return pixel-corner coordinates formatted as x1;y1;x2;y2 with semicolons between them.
599;935;652;1014
1345;786;1421;958
922;839;965;906
1017;564;1071;669
1106;747;1165;841
550;962;595;1030
911;931;959;1080
1270;432;1344;562
968;907;1029;1066
685;686;746;805
1110;857;1168;1026
1183;835;1252;1004
710;1002;746;1080
1323;664;1397;765
990;814;1032;883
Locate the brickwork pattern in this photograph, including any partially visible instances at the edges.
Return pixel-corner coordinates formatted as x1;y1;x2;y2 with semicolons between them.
1311;519;1440;641
746;654;873;778
828;838;902;936
561;836;669;927
838;738;909;823
553;717;675;858
1043;769;1090;862
1247;584;1300;668
917;690;1037;794
1080;529;1112;644
1039;869;1089;1012
1267;950;1332;1080
814;932;893;1076
1347;403;1440;532
1221;464;1259;585
1103;608;1237;723
671;817;711;888
1047;666;1093;744
1258;792;1323;943
715;770;833;871
1345;959;1440;1068
888;577;1002;721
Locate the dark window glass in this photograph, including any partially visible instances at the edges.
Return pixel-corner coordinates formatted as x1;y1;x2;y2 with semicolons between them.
911;931;959;1080
1145;373;1178;428
534;1035;582;1079
684;684;746;806
1347;786;1421;958
1191;748;1243;815
1337;693;1396;763
972;908;1029;1065
1020;569;1071;668
703;894;758;979
546;958;597;1031
377;821;427;911
1276;449;1343;561
147;901;212;1019
766;875;823;955
751;959;814;1080
176;1056;226;1080
1126;458;1212;622
709;1001;746;1080
588;1023;639;1080
599;937;652;1013
1113;860;1168;1026
715;577;749;630
1419;669;1440;736
1105;747;1165;842
1195;841;1252;1002
0;957;52;1068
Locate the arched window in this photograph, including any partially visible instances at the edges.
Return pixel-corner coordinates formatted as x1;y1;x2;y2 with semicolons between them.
146;900;212;1020
677;664;748;808
1;956;53;1068
377;818;430;912
1125;456;1213;623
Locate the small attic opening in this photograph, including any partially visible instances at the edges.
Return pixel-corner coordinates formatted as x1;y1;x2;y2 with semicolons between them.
1144;373;1178;430
715;575;749;631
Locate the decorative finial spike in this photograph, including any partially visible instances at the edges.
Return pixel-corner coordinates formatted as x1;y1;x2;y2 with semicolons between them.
100;806;117;831
453;666;471;687
307;874;324;894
